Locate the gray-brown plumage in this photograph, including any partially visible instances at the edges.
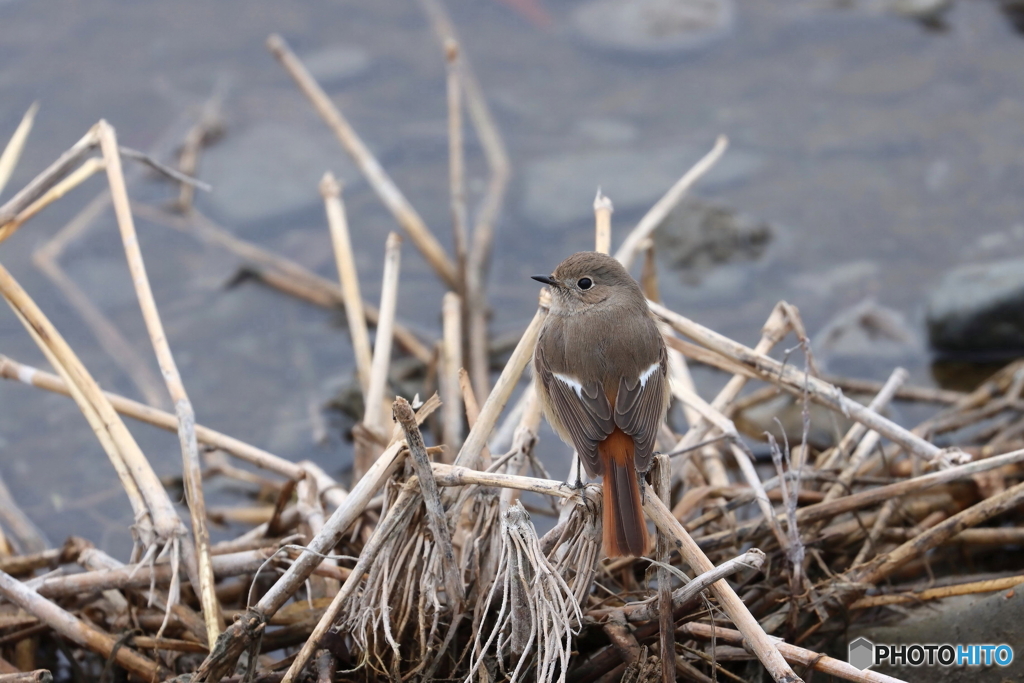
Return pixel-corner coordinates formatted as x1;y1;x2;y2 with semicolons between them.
532;251;669;557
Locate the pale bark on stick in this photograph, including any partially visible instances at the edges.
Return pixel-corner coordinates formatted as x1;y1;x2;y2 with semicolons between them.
441;292;464;456
267;34;458;290
594;190;613;255
0;101;38;197
445;39;468;286
357;232;402;479
643;495;802;683
320;172;373;397
0;569;165;681
0;355;305;480
680;623;906;683
615;135;728;270
653;454;675;683
650;301;964;467
97;121;222;643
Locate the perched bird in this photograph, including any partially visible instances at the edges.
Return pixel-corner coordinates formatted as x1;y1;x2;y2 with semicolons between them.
532;252;669;557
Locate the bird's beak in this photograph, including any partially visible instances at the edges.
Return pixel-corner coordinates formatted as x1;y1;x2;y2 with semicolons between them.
532;275;558;287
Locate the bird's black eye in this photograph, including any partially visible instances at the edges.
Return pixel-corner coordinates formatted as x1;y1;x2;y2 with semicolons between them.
577;277;593;290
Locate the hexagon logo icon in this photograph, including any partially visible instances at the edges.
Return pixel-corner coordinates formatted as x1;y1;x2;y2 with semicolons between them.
849;637;875;670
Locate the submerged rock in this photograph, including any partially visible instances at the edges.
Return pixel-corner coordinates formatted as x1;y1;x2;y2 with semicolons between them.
521;146;762;228
571;0;735;57
653;198;772;284
813;298;921;371
926;258;1024;357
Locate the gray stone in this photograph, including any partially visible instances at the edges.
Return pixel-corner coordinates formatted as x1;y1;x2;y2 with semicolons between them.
653;198;772;284
521;146;762;228
926;258;1024;355
813;298;921;371
202;122;360;224
571;0;735;56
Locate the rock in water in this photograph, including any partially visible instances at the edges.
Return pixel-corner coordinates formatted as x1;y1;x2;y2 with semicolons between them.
571;0;735;57
926;258;1024;356
653;198;772;283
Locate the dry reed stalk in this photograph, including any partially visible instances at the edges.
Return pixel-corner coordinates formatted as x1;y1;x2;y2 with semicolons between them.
616;548;766;624
281;481;424;683
320;172;373;396
441;292;465;456
643;495;802;682
445;39;469;286
652;455;674;683
395;397;466;608
850;573;1024;609
0;102;38;196
0;355;305;480
97;121;222;642
356;232;402;479
133;203;433;364
816;368;908;473
193;399;439;681
696;447;1024;551
0;124;99;226
846;478;1024;589
614;135;728;270
0;569;165;681
594;190;613;255
454;293;548;469
173;87;223;213
418;0;512;402
0;670;51;683
0;157;106;244
0;263;184;553
680;623;906;683
650;301;964;467
267;34;458;290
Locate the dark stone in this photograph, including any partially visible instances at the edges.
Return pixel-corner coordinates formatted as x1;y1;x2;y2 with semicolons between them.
926;259;1024;357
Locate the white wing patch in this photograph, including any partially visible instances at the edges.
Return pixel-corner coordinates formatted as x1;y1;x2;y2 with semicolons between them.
638;362;660;388
553;372;585;399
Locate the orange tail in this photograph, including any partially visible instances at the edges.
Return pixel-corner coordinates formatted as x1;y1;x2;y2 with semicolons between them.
599;428;649;558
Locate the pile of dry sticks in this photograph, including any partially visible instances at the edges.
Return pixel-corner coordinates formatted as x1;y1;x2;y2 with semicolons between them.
1;5;1023;683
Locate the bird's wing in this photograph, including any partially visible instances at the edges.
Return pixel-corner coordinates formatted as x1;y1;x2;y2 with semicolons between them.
535;344;615;476
614;348;668;473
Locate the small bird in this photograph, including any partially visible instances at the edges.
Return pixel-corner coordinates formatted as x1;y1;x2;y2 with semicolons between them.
532;252;669;557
